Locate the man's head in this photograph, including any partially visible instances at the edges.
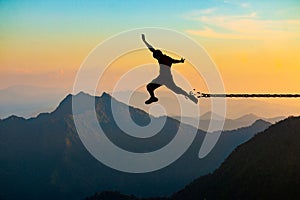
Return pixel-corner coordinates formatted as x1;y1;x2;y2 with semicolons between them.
153;49;163;59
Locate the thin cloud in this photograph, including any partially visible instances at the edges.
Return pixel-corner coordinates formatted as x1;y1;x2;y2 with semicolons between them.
186;27;250;40
183;8;300;40
197;7;217;15
223;1;251;8
240;3;251;8
183;7;217;20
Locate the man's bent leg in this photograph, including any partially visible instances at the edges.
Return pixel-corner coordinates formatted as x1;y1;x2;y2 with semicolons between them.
146;83;161;97
145;83;161;104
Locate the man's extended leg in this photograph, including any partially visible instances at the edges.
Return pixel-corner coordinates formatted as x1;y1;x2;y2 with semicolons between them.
166;82;198;104
145;83;161;104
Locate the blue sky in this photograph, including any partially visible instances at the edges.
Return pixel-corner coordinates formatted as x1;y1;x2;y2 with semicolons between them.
1;0;300;41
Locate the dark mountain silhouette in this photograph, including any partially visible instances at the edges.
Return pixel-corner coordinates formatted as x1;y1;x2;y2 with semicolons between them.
0;92;270;200
86;116;300;200
172;116;300;200
85;191;167;200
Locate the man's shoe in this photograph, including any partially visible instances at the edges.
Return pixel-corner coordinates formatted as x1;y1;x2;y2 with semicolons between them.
145;96;158;104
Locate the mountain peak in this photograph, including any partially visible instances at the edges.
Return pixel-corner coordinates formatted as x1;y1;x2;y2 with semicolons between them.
53;92;93;116
69;91;112;100
61;91;97;102
252;118;271;126
234;113;259;121
200;111;225;121
3;115;26;122
100;92;112;100
52;92;117;117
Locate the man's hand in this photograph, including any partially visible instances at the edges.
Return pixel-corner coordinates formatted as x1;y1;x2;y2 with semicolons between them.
180;58;185;63
141;34;146;41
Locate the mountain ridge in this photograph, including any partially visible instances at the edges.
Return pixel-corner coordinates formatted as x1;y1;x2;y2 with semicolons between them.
0;92;272;199
85;116;300;200
172;116;300;200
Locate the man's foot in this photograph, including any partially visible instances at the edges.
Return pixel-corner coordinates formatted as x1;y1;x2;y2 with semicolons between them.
145;96;158;104
187;92;198;104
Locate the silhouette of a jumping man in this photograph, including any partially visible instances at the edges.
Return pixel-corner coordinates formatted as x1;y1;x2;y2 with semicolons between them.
142;34;198;104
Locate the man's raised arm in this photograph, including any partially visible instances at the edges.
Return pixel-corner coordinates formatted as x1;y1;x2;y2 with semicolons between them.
141;34;155;52
172;57;185;64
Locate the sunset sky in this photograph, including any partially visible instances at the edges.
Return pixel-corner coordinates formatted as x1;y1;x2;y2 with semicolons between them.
1;0;300;117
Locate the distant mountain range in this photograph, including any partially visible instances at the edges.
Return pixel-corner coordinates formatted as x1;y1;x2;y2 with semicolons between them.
87;116;300;200
0;85;68;119
174;112;284;131
1;86;299;120
113;90;300;119
0;92;270;200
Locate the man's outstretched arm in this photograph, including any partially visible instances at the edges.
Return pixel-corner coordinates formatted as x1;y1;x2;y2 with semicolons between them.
172;57;185;64
141;34;155;52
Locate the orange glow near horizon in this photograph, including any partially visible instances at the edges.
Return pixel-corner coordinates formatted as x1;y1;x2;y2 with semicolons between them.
1;0;300;118
2;33;299;93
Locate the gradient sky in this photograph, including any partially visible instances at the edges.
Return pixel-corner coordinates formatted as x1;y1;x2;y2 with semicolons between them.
1;0;300;115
